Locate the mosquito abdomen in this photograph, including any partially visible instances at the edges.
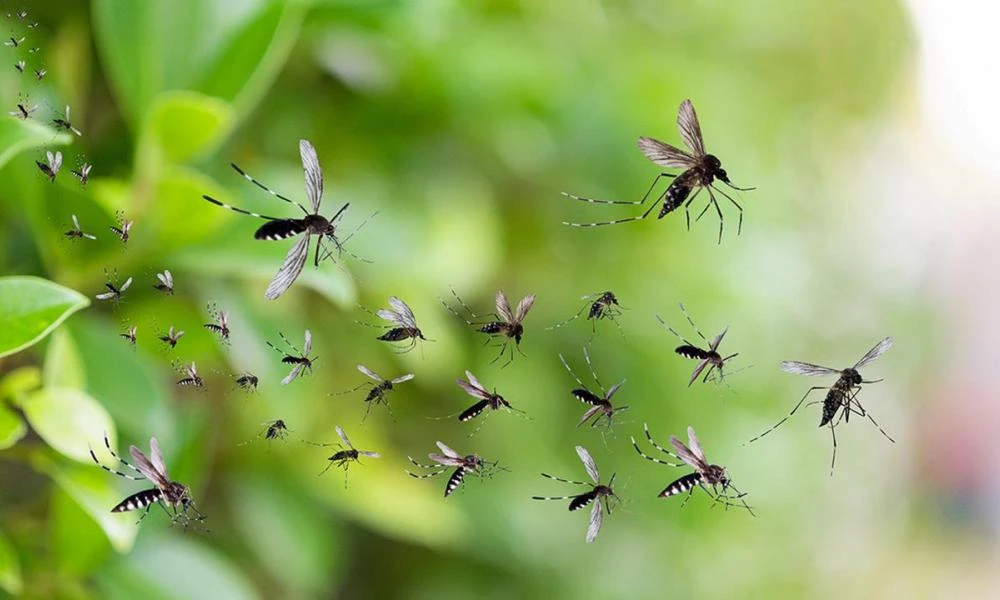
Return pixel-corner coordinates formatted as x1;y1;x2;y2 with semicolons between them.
255;219;307;241
112;488;162;512
659;473;702;497
569;490;598;511
675;345;710;360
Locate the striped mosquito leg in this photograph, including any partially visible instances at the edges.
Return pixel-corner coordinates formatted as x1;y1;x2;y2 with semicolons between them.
547;303;589;331
581;347;604;392
229;163;309;215
531;494;579;501
744;386;827;445
712;184;744;236
641;424;683;462
676;303;710;345
539;472;590;486
631;435;682;467
561;173;675;206
90;434;146;480
202;195;280;221
654;314;694;347
441;289;488;325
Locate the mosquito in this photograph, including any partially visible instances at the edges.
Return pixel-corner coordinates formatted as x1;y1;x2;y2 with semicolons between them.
176;361;203;388
531;446;619;543
95;270;132;303
547;290;624;338
36;150;61;182
27;21;37;29
64;214;96;240
267;329;315;385
110;211;133;244
52;105;81;136
239;419;289;446
203;303;230;342
5;36;24;47
9;99;36;119
656;303;738;386
563;99;753;244
27;46;38;54
153;270;174;295
364;296;428;352
202;139;371;300
158;325;184;349
34;66;45;80
337;364;414;421
119;324;137;347
313;425;381;487
454;370;522;427
559;348;628;430
633;424;753;514
407;441;502;497
90;434;204;528
443;288;536;367
746;337;895;474
14;59;23;72
234;372;258;392
70;162;91;185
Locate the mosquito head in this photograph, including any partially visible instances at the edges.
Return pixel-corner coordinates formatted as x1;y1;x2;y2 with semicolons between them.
842;368;863;387
704;154;725;175
706;464;729;487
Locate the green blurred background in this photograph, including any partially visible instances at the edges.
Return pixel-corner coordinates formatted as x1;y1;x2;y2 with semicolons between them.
2;0;996;598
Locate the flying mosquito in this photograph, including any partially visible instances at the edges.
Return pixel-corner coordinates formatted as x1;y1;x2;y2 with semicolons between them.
14;59;23;72
110;211;133;244
28;21;37;29
95;270;132;303
547;290;624;338
64;214;96;240
203;303;230;342
90;434;204;528
407;441;502;497
267;329;315;385
234;372;258;392
70;162;91;185
443;288;536;367
52;105;82;136
656;303;738;386
119;324;137;347
562;99;753;243
9;98;36;119
531;446;619;543
559;348;628;430
632;424;753;514
239;419;289;446
313;425;381;487
363;296;428;352
202;139;372;300
5;36;24;47
27;46;38;54
337;364;414;420
746;337;895;474
36;150;61;182
176;361;203;388
34;66;45;80
153;269;174;295
455;370;522;425
157;325;184;349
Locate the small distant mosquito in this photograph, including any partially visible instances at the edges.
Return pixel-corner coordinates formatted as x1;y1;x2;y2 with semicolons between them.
267;329;315;385
90;434;205;528
14;10;28;21
407;441;502;497
234;372;258;392
120;324;137;347
443;289;536;367
531;446;619;543
70;162;91;185
455;369;522;425
176;361;203;388
14;59;23;72
633;424;752;514
203;303;230;342
27;46;38;54
239;419;288;446
64;214;96;240
34;66;45;80
746;337;895;474
559;348;628;430
315;425;381;487
52;105;82;136
158;325;184;349
5;36;24;47
562;99;753;244
153;270;174;295
338;364;414;420
656;303;738;386
36;150;61;182
365;296;428;352
9;99;36;119
27;21;38;29
202;139;373;300
110;211;133;244
95;270;132;303
547;290;624;338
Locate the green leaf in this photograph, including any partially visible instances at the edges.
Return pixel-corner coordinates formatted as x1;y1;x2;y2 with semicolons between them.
44;329;87;390
0;117;73;171
52;488;111;577
144;91;234;163
0;277;90;359
0;407;26;451
0;366;41;406
0;525;22;595
32;452;139;553
21;387;117;464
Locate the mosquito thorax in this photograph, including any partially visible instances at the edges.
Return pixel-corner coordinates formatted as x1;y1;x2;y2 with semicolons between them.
705;464;728;486
302;213;332;234
841;369;863;387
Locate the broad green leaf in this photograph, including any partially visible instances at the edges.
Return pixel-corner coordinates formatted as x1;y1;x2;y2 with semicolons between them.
0;117;73;171
149;166;229;248
44;329;87;390
0;407;26;450
21;387;117;464
0;525;22;595
52;488;111;577
144;92;234;163
0;366;41;405
31;452;138;553
0;277;90;359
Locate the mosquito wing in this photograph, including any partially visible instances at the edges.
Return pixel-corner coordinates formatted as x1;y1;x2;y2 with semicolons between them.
157;270;172;288
457;371;489;399
265;235;309;300
72;214;81;230
388;296;418;328
435;441;463;459
514;294;536;323
575;445;600;484
677;99;706;157
119;277;133;292
685;426;708;465
281;363;304;385
586;498;603;543
709;327;728;351
688;359;711;386
376;308;409;328
495;289;513;323
335;425;353;449
637;136;697;169
148;437;170;481
300;139;324;213
302;329;312;355
129;440;169;487
669;434;708;471
357;364;385;383
95;291;116;300
780;361;840;377
605;380;626;400
853;337;894;370
390;373;415;385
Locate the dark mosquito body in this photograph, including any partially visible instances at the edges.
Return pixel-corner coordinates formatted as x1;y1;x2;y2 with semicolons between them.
657;303;738;386
407;441;502;497
110;211;133;244
559;348;628;430
36;150;61;182
362;296;428;352
267;329;315;385
14;59;23;72
64;214;96;241
563;99;753;243
443;288;536;367
455;370;522;427
202;139;374;300
158;325;184;349
176;361;203;388
337;364;414;420
746;337;895;474
239;419;289;447
532;446;618;543
234;372;259;392
4;36;24;47
547;290;624;338
119;325;137;347
153;269;174;295
9;100;36;119
633;424;752;514
95;270;132;304
70;162;91;185
312;425;381;487
52;105;81;136
203;303;230;342
89;434;204;528
33;66;45;80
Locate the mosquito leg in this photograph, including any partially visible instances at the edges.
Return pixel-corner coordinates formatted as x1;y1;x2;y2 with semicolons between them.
705;187;725;244
677;303;710;345
582;346;604;393
828;423;838;477
539;473;590;486
531;494;578;501
744;386;826;445
561;173;674;206
547;301;589;331
654;314;695;347
229;163;309;215
713;184;744;236
641;424;684;463
631;435;683;467
559;353;587;389
681;188;703;231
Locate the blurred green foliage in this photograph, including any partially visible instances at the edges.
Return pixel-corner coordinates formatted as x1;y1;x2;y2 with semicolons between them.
0;1;925;598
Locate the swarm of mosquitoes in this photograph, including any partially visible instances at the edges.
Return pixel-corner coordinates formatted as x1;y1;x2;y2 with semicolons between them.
4;38;897;545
